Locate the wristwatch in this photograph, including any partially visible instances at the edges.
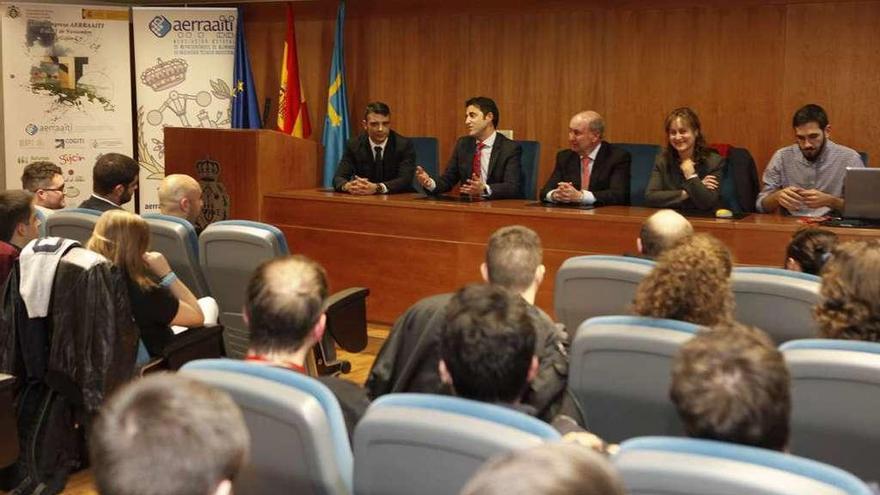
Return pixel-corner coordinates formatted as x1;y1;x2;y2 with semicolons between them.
376;183;388;194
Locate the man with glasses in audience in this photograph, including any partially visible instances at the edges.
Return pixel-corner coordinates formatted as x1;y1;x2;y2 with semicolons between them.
79;153;140;212
21;161;66;216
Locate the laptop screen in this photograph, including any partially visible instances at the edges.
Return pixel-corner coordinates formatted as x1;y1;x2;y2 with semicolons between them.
844;167;880;220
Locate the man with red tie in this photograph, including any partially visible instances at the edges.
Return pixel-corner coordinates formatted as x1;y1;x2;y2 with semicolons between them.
539;111;631;206
415;96;522;199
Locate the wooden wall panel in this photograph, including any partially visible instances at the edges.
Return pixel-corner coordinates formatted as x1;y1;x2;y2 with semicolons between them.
242;0;880;192
782;2;880;163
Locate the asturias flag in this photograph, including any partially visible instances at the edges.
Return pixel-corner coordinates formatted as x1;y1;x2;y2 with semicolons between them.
277;2;311;138
321;0;350;188
232;9;261;129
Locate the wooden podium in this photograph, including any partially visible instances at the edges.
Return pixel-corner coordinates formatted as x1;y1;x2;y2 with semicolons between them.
163;127;318;222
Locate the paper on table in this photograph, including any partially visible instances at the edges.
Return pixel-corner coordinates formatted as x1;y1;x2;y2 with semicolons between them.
171;296;220;335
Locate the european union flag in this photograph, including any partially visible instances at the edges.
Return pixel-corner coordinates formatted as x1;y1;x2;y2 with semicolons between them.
321;0;350;187
232;9;261;129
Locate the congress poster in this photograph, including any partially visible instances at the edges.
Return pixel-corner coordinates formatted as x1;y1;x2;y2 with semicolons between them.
132;7;237;213
1;3;133;208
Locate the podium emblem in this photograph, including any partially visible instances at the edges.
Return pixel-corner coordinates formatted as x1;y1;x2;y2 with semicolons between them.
195;157;229;231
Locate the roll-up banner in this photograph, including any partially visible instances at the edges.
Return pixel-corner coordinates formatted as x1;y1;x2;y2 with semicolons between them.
132;7;237;213
1;3;133;208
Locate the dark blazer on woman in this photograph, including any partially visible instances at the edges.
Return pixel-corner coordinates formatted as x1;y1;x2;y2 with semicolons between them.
645;151;725;211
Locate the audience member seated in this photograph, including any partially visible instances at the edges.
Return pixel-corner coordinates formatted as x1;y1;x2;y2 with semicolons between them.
0;190;40;285
21;161;66;216
91;373;249;495
633;233;733;327
784;227;838;275
367;226;569;421
79;153;139;212
815;240;880;342
645;107;725;212
87;210;204;357
460;443;626;495
670;323;790;451
243;255;370;436
158;174;204;230
438;284;608;450
635;209;693;259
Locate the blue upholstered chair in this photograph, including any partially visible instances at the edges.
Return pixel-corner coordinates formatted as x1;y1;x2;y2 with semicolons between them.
554;255;655;334
44;207;101;245
781;339;880;481
618;143;661;207
181;358;353;495
731;267;820;344
143;213;209;297
411;137;440;178
353;393;559;495
517;140;541;200
614;436;873;495
569;316;700;443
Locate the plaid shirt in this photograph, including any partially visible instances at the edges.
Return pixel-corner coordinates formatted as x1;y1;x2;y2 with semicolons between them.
756;140;864;216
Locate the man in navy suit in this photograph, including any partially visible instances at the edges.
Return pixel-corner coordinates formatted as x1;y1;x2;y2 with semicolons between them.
539;111;631;206
333;101;416;194
415;96;522;199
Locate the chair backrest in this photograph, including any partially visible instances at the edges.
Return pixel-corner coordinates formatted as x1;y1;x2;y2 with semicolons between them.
569;316;699;443
618;143;662;206
720;159;743;213
731;267;820;345
781;339;880;481
411;137;440;178
198;220;289;358
353;393;559;495
143;214;210;297
858;151;868;166
554;255;655;334
44;208;101;245
35;209;48;238
181;359;352;495
517;140;541;200
614;436;873;495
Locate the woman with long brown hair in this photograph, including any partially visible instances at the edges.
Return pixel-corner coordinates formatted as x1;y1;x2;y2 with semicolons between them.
87;210;204;356
645;107;725;212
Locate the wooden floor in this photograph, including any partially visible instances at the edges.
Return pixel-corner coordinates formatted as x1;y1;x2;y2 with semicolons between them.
52;325;388;495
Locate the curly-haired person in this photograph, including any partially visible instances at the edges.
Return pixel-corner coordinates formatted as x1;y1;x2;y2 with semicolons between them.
815;240;880;342
632;233;734;326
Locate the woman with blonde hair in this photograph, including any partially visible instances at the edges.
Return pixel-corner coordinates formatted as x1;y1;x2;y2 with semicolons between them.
633;233;734;326
645;107;726;212
815;240;880;342
87;210;203;356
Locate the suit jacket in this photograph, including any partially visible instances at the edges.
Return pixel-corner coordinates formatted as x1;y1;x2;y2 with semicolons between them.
539;142;632;205
78;195;122;212
430;133;522;199
333;131;416;193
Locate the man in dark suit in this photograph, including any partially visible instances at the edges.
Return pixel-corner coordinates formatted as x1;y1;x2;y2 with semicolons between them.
333;101;416;194
78;153;139;212
539;111;631;206
415;96;522;199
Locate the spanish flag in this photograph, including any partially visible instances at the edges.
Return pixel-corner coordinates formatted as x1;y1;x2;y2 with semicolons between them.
277;3;311;138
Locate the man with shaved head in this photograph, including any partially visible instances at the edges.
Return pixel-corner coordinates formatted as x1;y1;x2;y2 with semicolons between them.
539;111;631;206
243;255;369;437
158;174;204;226
637;209;693;259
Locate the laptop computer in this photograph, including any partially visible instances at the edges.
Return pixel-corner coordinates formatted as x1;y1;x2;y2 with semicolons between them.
823;168;880;227
843;167;880;220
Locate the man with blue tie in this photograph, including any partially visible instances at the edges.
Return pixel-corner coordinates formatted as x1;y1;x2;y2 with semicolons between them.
415;96;522;199
539;111;631;206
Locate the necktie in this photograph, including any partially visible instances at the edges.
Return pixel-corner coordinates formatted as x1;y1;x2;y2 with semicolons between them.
472;141;485;178
374;146;384;182
580;155;592;191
